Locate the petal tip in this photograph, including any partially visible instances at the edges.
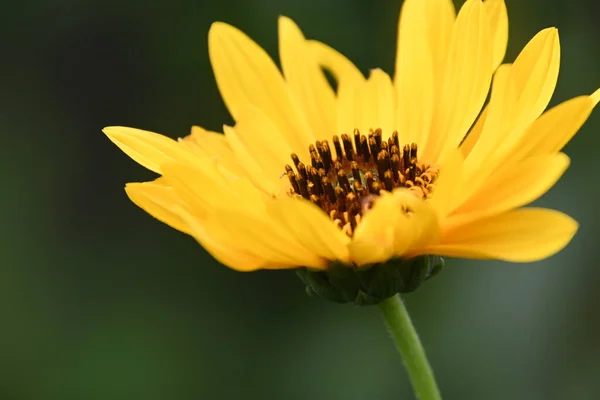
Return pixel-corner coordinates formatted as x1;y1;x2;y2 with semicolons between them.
208;21;229;35
124;182;141;198
541;26;559;38
278;15;294;26
124;181;144;192
558;215;579;249
591;88;600;106
208;22;237;47
556;152;571;167
278;15;302;38
103;126;141;137
103;126;131;144
102;126;121;136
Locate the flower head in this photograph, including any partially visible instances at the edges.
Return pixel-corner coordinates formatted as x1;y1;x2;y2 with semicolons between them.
105;0;598;278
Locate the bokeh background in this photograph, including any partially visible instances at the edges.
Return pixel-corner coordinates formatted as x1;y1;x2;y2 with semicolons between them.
3;0;599;398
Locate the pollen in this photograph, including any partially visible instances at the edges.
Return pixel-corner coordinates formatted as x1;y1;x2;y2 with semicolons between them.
284;128;439;236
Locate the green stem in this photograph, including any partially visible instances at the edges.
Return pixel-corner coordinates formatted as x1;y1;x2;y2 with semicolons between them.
378;294;441;400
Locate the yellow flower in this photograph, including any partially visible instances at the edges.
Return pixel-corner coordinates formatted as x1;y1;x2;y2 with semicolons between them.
105;0;598;273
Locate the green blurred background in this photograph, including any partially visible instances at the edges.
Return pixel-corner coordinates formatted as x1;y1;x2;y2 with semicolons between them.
2;0;599;398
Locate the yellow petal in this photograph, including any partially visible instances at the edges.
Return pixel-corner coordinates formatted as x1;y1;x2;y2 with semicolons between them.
306;40;365;136
509;28;560;128
451;153;570;225
459;106;488;158
394;0;439;146
429;208;578;262
350;190;440;265
125;181;191;235
208;205;328;269
231;106;293;183
336;75;363;136
266;197;351;263
465;29;561;181
462;64;513;183
395;0;456;91
163;160;314;268
279;17;337;138
424;0;457;75
350;192;405;265
307;40;364;84
428;149;464;218
208;22;313;155
103;126;196;173
127;182;277;271
161;161;264;216
180;126;244;176
510;91;600;161
592;87;600;104
484;0;508;69
175;205;272;271
427;0;494;162
398;190;442;255
489;29;562;163
359;69;395;135
223;125;278;195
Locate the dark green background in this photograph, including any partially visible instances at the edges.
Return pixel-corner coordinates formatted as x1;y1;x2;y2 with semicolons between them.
3;0;599;398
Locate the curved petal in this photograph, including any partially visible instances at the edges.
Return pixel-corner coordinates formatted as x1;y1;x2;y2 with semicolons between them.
449;0;505;164
175;205;273;271
426;0;494;162
424;0;456;73
399;190;442;254
429;208;578;262
508;28;560;127
462;64;512;189
231;106;294;183
206;206;328;269
179;126;244;176
358;69;395;136
594;87;600;104
308;40;364;84
350;192;407;265
459;106;488;158
125;180;191;235
103;126;197;173
395;0;455;90
394;0;440;146
451;153;570;224
306;40;366;135
279;17;337;139
510;91;600;161
350;190;440;265
428;149;465;218
266;197;351;263
468;28;561;169
208;22;313;155
336;75;364;136
161;161;265;216
223;125;278;195
485;0;508;70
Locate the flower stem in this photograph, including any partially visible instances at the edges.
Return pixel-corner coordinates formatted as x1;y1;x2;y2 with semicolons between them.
378;294;441;400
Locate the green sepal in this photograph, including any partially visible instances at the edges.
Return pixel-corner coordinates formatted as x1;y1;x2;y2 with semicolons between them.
295;255;445;306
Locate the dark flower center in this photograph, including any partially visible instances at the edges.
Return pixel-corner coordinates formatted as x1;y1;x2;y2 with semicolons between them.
284;128;439;236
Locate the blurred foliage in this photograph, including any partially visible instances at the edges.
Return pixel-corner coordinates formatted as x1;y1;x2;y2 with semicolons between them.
2;0;599;398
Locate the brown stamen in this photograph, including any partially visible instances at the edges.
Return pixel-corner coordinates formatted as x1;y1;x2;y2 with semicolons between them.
285;129;439;236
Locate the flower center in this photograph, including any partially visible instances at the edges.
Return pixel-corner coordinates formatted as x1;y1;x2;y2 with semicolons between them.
283;128;439;236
